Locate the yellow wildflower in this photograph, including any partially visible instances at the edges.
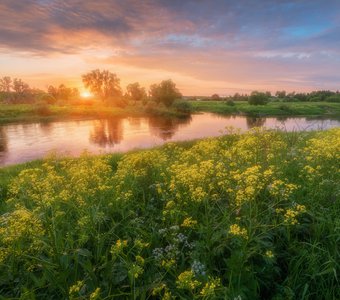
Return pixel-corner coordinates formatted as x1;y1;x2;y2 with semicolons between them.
89;288;101;300
181;217;198;228
176;270;200;290
200;277;221;297
229;224;248;239
265;250;274;258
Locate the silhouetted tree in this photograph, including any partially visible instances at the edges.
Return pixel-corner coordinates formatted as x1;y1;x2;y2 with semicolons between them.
275;90;286;98
47;85;79;102
47;85;58;99
211;93;220;100
0;76;12;92
126;82;147;104
12;78;29;95
149;79;181;107
82;69;122;104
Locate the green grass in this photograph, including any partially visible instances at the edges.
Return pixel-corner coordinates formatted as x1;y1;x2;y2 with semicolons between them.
0;128;339;299
189;101;340;117
0;103;189;124
1;101;339;125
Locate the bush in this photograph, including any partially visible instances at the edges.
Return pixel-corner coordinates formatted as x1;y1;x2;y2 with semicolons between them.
144;100;159;114
248;91;269;105
226;99;235;106
278;104;293;113
325;95;340;103
34;103;51;116
173;101;192;113
39;93;57;105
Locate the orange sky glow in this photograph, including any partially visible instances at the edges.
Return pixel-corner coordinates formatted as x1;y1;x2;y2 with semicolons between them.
1;0;340;96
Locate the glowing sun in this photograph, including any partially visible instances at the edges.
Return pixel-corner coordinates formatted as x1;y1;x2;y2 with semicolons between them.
80;91;93;98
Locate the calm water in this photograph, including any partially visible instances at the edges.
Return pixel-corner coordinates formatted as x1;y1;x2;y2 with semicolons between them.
0;113;339;166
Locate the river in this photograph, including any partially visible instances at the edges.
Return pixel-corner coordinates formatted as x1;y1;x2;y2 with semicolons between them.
0;113;339;166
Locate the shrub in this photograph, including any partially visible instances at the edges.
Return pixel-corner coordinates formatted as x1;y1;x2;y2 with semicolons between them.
325;95;340;102
34;103;51;116
173;101;192;113
248;91;269;105
278;104;293;113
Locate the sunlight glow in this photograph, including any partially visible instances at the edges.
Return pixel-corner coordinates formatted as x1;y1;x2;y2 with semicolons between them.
80;91;93;98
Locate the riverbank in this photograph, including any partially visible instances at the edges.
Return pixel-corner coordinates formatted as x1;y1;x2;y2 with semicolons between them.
1;101;340;124
0;128;339;299
189;100;340;117
0;103;189;124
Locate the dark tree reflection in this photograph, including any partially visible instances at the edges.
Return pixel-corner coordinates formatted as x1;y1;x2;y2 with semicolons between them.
246;116;266;129
89;118;123;147
39;121;54;134
127;117;142;130
0;126;8;164
148;115;192;140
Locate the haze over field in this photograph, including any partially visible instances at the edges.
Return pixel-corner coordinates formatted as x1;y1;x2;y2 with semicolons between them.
0;0;340;95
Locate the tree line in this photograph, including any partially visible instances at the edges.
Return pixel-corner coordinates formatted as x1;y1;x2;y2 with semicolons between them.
201;90;340;104
0;70;182;107
2;70;340;106
82;69;181;107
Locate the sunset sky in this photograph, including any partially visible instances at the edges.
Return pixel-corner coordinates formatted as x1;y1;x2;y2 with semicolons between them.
1;0;340;95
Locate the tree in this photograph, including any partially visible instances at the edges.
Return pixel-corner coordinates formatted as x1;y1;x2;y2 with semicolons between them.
126;82;147;104
47;85;79;102
275;90;286;98
149;79;181;107
12;78;29;94
211;93;220;100
248;91;269;105
57;84;72;101
0;76;12;92
47;85;58;99
82;69;122;104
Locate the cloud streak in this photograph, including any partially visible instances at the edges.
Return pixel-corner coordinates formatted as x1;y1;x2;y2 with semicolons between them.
0;0;340;94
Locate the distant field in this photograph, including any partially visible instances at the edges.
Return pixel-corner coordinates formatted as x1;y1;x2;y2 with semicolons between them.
189;101;340;117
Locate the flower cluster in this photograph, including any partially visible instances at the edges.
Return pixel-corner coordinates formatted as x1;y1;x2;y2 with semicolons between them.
229;224;248;239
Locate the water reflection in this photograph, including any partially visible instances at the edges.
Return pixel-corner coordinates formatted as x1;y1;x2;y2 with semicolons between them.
0;127;8;164
90;118;124;146
246;117;266;128
0;113;339;166
39;121;54;135
148;115;192;140
127;117;142;130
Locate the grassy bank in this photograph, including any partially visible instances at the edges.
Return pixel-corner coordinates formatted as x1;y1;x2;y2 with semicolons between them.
0;103;188;124
2;101;340;125
0;128;339;299
189;100;340;117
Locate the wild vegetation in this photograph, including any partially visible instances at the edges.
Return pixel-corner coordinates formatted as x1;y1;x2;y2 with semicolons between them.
190;101;340;117
1;71;340;124
0;128;339;299
0;70;185;123
0;71;181;109
196;90;340;103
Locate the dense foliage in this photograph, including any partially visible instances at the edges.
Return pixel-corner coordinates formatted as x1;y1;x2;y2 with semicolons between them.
202;90;340;103
149;80;182;107
248;91;270;105
0;128;339;299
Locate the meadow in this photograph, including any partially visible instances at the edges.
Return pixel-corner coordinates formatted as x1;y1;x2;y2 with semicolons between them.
189;101;340;117
0;127;339;299
0;102;189;124
1;101;340;124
